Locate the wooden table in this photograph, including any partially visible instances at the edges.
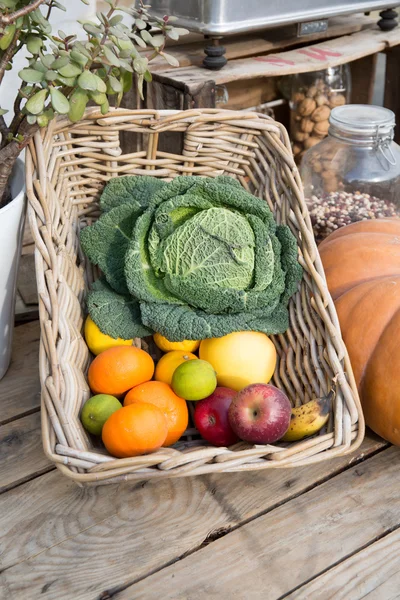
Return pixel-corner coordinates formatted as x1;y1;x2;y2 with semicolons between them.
1;320;400;600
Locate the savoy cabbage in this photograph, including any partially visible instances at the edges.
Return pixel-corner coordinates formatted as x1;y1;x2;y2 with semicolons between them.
80;175;302;341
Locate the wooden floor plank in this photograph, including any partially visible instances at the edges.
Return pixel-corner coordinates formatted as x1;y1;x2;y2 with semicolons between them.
0;436;386;600
0;472;226;598
0;412;53;494
15;291;39;323
16;255;38;306
116;446;400;600
0;320;41;424
285;527;400;600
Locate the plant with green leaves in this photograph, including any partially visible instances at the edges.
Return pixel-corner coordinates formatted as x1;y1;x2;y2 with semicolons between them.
0;0;187;206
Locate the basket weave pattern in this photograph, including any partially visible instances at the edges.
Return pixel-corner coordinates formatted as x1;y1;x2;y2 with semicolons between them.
26;108;364;485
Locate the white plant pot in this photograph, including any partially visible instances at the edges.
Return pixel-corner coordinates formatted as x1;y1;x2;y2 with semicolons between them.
0;159;26;380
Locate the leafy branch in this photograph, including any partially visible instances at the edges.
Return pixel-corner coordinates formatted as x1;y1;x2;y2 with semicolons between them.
0;114;10;137
0;27;20;84
0;0;47;25
0;0;188;205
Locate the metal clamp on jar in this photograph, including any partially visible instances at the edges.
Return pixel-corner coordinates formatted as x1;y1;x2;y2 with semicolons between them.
300;104;400;242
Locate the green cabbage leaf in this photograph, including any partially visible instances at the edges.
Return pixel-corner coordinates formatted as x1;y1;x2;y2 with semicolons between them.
80;175;302;341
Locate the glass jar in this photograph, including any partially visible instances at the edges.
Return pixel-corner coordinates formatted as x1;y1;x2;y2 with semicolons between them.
301;104;400;243
290;65;351;164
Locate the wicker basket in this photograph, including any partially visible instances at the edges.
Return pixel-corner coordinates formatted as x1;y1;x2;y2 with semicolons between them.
26;108;364;485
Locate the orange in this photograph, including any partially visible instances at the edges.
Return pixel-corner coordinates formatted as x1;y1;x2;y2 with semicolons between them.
154;350;198;386
124;381;188;446
88;346;154;396
102;403;168;458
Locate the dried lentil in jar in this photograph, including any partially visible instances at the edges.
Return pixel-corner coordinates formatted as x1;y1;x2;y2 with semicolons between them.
309;191;400;243
301;105;400;242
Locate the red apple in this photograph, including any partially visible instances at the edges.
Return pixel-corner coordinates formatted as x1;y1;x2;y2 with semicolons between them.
228;383;291;444
194;387;240;447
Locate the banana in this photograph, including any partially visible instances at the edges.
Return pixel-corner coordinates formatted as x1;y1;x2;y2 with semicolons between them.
281;390;334;442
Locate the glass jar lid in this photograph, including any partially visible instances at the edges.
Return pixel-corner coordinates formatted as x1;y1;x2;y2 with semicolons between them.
329;104;395;138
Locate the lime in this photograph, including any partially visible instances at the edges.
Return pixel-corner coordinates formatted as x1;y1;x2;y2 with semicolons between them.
172;359;217;401
154;350;198;386
81;394;122;436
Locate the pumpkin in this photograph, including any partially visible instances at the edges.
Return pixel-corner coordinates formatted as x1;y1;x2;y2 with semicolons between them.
319;218;400;300
319;218;400;445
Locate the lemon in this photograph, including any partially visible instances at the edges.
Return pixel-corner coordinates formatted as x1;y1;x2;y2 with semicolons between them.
80;394;122;436
199;331;276;391
84;316;133;355
172;359;217;401
153;332;200;353
154;350;198;386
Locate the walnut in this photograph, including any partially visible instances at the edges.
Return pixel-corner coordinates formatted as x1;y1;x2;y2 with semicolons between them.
293;128;310;142
306;85;318;98
311;105;331;122
292;143;302;156
298;98;316;117
312;160;323;173
300;117;314;133
292;92;305;104
310;152;322;165
324;178;338;193
323;148;337;160
297;150;305;162
313;120;330;137
303;136;321;150
315;94;328;107
321;169;337;181
321;158;333;171
329;94;346;108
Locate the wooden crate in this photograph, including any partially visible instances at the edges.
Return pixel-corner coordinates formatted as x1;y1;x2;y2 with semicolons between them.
131;16;400;144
